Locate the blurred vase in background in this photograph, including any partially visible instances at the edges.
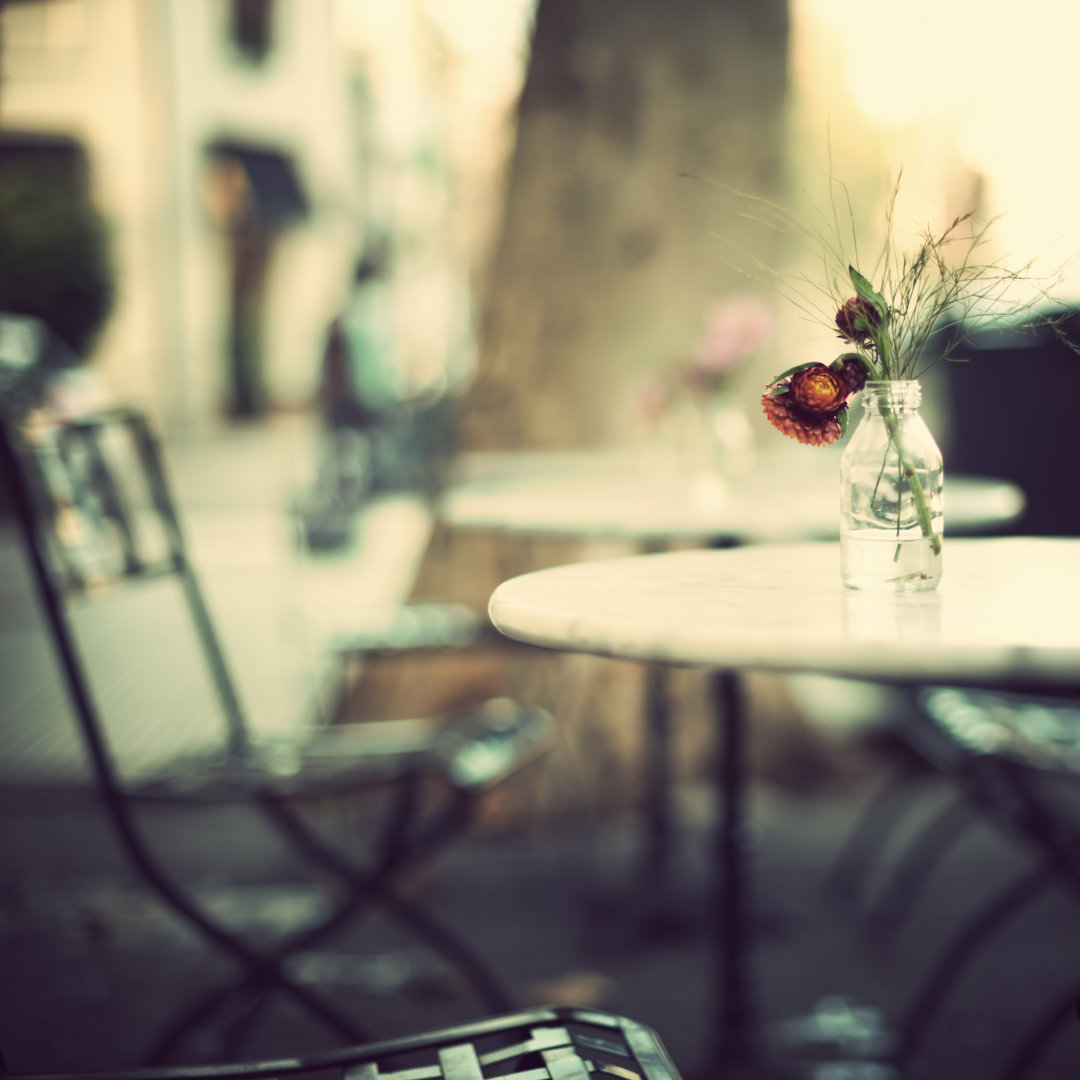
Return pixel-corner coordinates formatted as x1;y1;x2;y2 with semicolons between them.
635;293;772;506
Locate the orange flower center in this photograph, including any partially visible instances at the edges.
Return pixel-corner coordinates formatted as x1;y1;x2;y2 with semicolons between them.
789;365;847;414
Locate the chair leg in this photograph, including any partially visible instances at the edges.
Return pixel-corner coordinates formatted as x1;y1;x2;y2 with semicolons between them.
862;792;974;943
891;860;1055;1071
216;988;274;1062
136;887;373;1064
145;979;275;1066
255;792;518;1012
147;785;515;1064
992;765;1080;901
821;762;929;907
100;795;370;1058
147;977;288;1067
886;746;1080;1074
998;982;1080;1080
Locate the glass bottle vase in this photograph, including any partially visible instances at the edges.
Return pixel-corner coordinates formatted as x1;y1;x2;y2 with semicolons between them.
840;380;944;592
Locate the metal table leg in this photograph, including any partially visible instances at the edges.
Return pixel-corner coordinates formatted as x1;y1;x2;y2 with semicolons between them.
640;662;676;884
708;668;761;1068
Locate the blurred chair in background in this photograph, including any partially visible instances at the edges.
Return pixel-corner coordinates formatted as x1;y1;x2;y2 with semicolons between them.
818;310;1080;1078
0;368;555;1066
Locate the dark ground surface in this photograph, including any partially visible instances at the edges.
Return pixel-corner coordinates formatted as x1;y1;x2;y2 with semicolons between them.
1;763;1078;1080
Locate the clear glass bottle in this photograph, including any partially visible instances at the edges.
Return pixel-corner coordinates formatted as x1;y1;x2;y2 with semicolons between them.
840;380;944;592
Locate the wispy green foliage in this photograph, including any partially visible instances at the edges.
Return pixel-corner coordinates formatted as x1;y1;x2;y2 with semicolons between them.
685;169;1072;380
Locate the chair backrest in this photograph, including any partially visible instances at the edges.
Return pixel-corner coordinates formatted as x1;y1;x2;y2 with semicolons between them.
0;399;253;791
937;308;1080;536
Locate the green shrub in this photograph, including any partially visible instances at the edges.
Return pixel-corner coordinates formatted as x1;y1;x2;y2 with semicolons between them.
0;157;115;358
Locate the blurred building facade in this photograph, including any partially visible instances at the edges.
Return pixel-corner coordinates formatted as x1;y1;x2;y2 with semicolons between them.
1;0;372;431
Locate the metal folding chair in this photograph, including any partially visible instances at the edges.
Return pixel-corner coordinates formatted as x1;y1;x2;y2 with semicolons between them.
0;397;555;1065
0;1006;683;1080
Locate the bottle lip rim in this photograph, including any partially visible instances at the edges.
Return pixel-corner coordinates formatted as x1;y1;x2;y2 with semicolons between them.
859;380;922;406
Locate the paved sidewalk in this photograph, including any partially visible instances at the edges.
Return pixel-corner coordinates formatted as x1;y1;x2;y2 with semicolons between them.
0;411;434;783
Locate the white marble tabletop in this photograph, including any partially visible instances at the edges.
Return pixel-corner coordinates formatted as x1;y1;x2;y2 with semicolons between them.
443;449;1023;543
489;538;1080;689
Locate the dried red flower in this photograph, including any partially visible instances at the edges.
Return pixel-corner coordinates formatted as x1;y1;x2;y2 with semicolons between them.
760;390;843;446
760;362;867;447
835;296;881;343
788;364;849;414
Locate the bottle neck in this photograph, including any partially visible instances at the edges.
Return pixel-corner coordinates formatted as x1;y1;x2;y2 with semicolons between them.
861;380;921;414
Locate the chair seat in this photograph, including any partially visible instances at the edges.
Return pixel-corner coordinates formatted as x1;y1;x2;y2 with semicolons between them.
131;700;554;802
917;686;1080;776
0;1006;685;1080
331;602;505;657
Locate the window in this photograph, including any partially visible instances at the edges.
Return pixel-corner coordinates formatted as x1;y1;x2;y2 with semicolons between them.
1;0;86;53
230;0;275;63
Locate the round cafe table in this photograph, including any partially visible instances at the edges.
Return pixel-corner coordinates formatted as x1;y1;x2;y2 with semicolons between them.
442;448;1023;544
488;538;1080;1072
441;450;1025;924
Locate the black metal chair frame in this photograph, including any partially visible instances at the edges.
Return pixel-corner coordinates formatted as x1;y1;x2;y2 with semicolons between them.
0;403;554;1064
872;313;1080;1072
0;1006;684;1080
884;689;1080;1075
823;683;1080;1078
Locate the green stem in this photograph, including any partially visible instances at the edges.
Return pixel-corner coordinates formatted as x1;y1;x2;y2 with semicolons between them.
858;352;941;557
879;404;942;556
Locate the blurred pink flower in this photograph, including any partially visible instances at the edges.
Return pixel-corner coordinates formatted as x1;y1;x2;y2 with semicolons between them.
634;373;676;429
633;295;775;431
683;294;774;394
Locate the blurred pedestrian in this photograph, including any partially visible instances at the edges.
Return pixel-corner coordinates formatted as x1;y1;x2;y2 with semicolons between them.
301;246;397;549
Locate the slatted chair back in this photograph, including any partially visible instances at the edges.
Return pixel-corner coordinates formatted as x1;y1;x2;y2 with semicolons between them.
0;1007;685;1080
1;404;254;790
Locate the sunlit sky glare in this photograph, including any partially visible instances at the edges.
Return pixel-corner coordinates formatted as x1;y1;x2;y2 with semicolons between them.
338;0;1080;298
807;0;1030;129
337;0;535;167
798;0;1080;296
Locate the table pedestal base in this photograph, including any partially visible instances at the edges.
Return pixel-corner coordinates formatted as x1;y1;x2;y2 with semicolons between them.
700;670;900;1080
705;670;760;1069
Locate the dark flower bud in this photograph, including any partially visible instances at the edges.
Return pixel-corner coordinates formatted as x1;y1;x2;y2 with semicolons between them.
835;356;868;395
835;296;881;343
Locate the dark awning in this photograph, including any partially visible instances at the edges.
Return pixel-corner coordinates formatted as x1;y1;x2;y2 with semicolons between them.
206;138;309;227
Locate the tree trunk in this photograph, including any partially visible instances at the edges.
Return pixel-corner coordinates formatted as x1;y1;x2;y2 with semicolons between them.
462;0;790;451
348;0;794;826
